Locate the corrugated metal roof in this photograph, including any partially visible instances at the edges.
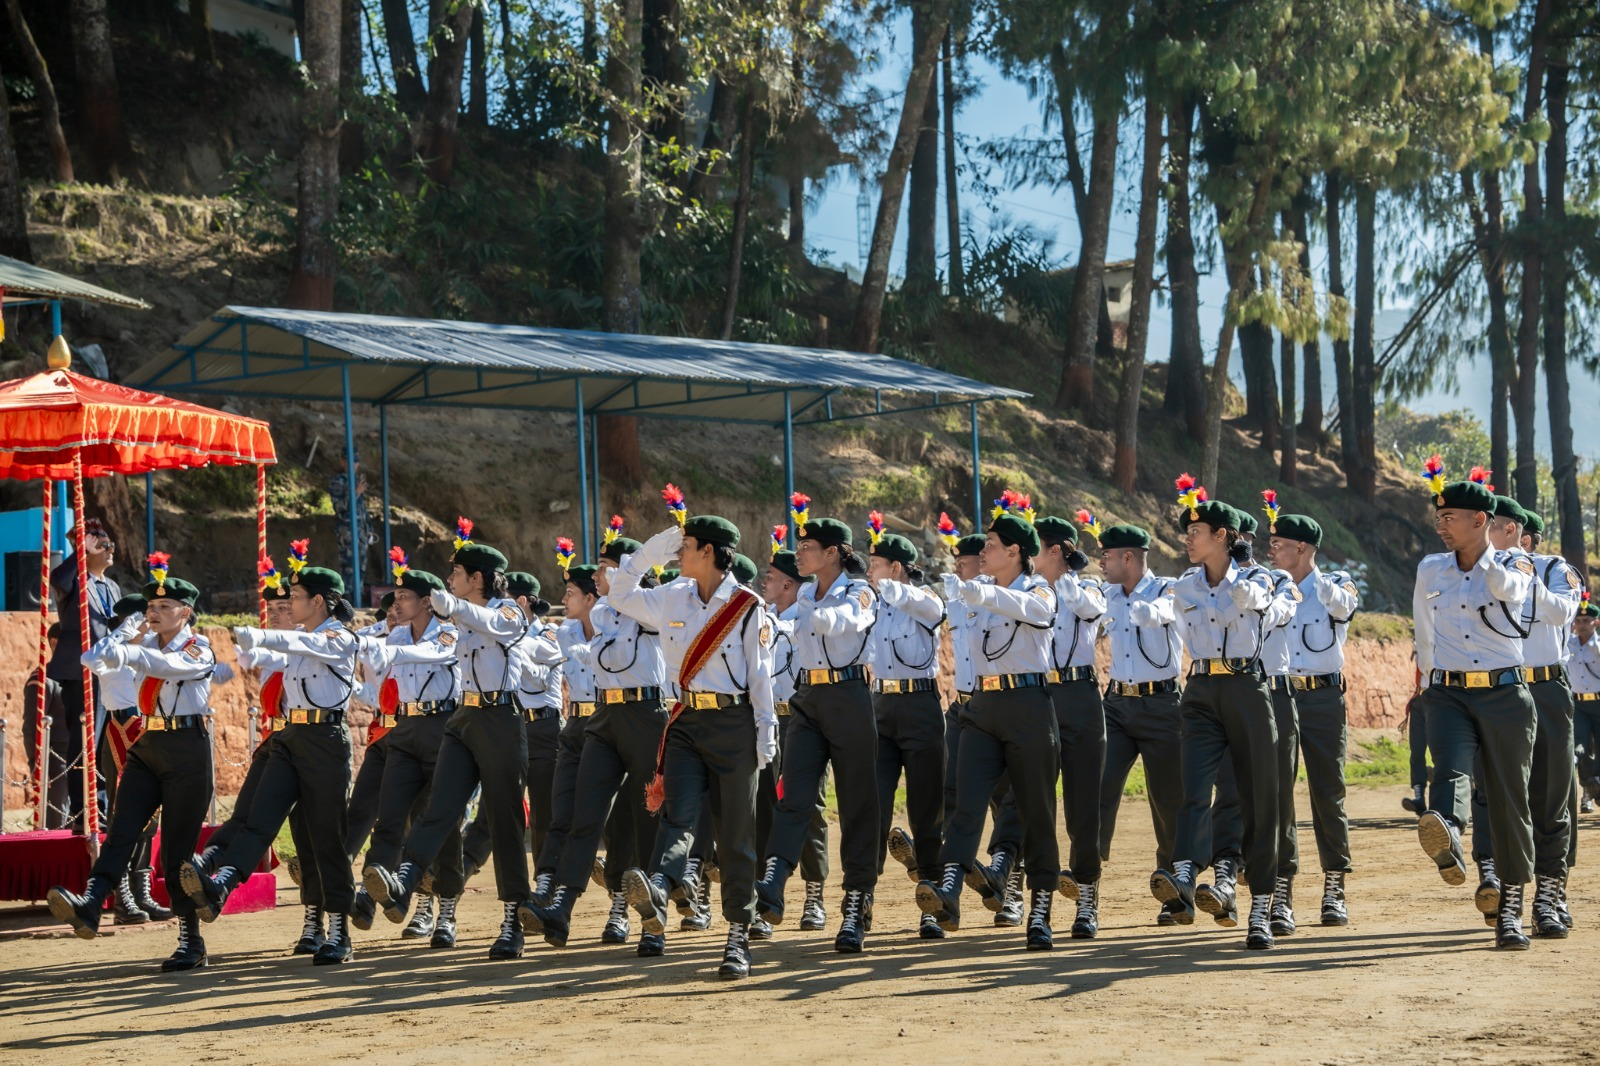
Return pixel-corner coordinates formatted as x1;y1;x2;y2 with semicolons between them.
125;306;1028;424
0;255;153;310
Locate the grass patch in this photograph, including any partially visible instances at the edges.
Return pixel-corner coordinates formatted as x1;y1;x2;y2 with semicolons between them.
1346;734;1415;788
1348;612;1412;643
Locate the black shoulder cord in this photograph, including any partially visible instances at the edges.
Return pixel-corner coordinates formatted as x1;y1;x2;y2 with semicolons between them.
820;582;877;670
890;602;944;672
1480;601;1531;640
596;623;642;676
1218;568;1269;673
982;579;1055;663
472;605;531;692
1129;582;1176;670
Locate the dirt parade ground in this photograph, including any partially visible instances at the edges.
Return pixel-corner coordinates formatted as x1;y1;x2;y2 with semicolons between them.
3;782;1598;1066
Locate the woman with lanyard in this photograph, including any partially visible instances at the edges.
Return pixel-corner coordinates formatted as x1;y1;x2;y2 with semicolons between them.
523;533;674;951
919;497;1060;950
349;555;465;949
364;519;532;961
343;593;397;888
755;500;880;954
180;548;362;965
1148;483;1290;951
863;522;947;940
50;554;216;971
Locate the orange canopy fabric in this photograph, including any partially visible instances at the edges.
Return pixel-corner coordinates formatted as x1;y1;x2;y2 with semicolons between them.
0;368;275;480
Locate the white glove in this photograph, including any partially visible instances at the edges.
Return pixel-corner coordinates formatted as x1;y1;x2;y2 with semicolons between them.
1230;580;1256;610
232;626;259;651
631;525;684;571
79;648;98;668
1315;574;1338;606
212;661;236;685
756;718;778;771
878;580;906;609
1128;601;1161;627
941;572;961;600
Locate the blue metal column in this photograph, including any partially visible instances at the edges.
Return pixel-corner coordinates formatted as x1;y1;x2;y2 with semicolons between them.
51;300;67;554
575;381;591;563
341;365;362;605
970;401;982;526
783;391;795;547
380;405;392;555
590;413;602;557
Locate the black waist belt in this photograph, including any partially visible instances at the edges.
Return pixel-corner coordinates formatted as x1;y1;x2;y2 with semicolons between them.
108;706;138;721
873;677;938;695
953;691;972;705
1526;664;1566;684
599;686;664;705
462;690;514;708
1429;668;1526;690
1288;673;1344;691
1268;676;1295;694
1575;692;1600;702
283;708;344;726
1048;666;1097;685
975;672;1047;692
141;714;208;732
1189;658;1263;678
801;665;867;686
399;698;457;716
681;691;748;710
1105;679;1179;697
524;704;561;721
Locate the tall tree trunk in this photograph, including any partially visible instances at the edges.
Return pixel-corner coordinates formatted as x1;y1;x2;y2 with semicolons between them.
380;0;426;115
1163;99;1206;441
904;6;941;295
941;26;963;300
1048;43;1087;223
1291;191;1321;442
69;0;135;184
190;0;216;66
1241;308;1279;451
848;0;950;353
686;75;739;206
0;58;33;262
719;90;757;341
286;0;343;311
497;0;519;114
1279;231;1297;484
1349;182;1378;501
5;0;74;181
1512;1;1550;508
339;0;365;173
467;4;488;127
599;0;647;486
1112;102;1163;495
1326;171;1356;477
642;0;684;151
1542;47;1582;574
419;0;475;186
1472;165;1515;492
1055;106;1118;410
583;0;599;64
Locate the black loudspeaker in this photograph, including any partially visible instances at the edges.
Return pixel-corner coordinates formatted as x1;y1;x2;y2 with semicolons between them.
4;552;51;612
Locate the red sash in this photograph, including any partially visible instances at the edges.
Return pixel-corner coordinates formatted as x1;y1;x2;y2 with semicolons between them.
367;677;400;744
106;712;144;777
136;676;163;716
645;588;758;813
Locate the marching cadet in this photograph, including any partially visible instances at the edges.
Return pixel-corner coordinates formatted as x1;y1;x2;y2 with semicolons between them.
1037;514;1106;938
1475;497;1579;938
1149;483;1290;950
1411;473;1538;949
180;546;362;965
920;494;1061;949
1568;596;1600;816
753;541;829;938
1266;507;1361;929
1092;524;1187;927
522;535;674;951
363;519;533;961
755;500;881;954
345;593;396;884
347;555;465;949
49;555;215;971
609;516;778;980
863;522;947;939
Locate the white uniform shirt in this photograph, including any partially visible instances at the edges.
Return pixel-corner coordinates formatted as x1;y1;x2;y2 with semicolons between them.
1049;573;1107;672
869;580;945;681
1513;550;1583;668
431;590;528;695
1172;562;1289;662
1286;568;1360;676
793;572;877;671
1100;571;1182;684
87;623;215;717
956;572;1057;677
1413;549;1536;675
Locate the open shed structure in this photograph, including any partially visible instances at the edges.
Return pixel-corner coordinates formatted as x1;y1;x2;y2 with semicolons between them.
126;306;1030;602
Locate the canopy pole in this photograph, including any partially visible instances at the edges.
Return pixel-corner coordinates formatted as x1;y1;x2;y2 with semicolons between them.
380;405;392;556
970;401;982;526
33;481;52;831
783;391;795;547
255;464;268;627
575;381;591;563
341;365;362;605
73;451;99;844
590;413;601;557
144;473;154;560
51;301;67;559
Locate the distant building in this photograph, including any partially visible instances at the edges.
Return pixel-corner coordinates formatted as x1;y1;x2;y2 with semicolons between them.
184;0;298;59
1002;258;1135;344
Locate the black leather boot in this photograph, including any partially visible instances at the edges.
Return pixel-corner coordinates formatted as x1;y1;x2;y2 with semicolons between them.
47;876;112;940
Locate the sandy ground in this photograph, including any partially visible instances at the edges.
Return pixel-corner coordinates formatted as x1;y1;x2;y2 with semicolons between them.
2;783;1598;1066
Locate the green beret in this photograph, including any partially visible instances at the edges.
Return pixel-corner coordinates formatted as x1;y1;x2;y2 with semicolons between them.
658;568;681;582
955;534;985;557
797;517;852;548
769;550;811;584
1237;511;1259;536
1436;481;1494;513
601;537;643;564
1180;500;1239;532
143;577;199;606
683;515;741;549
1270;514;1323;547
1523;511;1545;535
730;553;759;586
989;513;1042;557
454;543;509;573
871;533;918;567
1033;516;1078;546
1492;495;1527;525
1097;524;1150;551
292;566;345;598
505;571;541;598
263;582;290;601
113;593;147;618
379;591;395;614
564;565;599;594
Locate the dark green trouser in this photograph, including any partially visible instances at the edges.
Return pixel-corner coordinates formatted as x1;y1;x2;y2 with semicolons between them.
942;686;1060;891
345;734;388;861
944;706;1022;857
554;699;667;892
653;704;760;924
1296;683;1352;873
1468;678;1574;880
758;713;829;882
90;729;212;919
466;713;559;876
404;702;529;903
1408;698;1430;788
367;713;466;898
770;678;880;892
1209;687;1297;879
1425;681;1535;885
1175;672;1279;897
211;732;317;905
1048;679;1106;884
874;688;946;881
1099;689;1183;872
1576;699;1600;797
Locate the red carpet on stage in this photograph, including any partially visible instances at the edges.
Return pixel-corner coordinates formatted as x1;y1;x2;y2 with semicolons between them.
0;826;278;914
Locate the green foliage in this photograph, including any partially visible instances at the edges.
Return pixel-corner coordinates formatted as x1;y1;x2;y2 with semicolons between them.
1376;402;1493;488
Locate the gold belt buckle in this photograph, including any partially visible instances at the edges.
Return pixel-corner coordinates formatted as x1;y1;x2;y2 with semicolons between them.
463;692;482;708
775;701;790;716
1046;670;1061;685
290;709;308;724
879;679;900;694
603;689;624;704
1208;661;1230;676
1524;667;1538;682
979;675;1002;692
1464;671;1491;689
1291;676;1310;691
807;668;830;686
